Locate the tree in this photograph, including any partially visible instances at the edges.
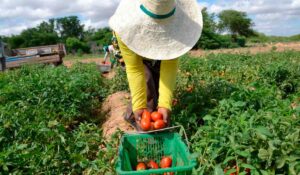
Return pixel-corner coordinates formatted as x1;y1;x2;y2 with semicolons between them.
92;27;113;46
38;20;56;33
66;37;90;54
218;10;255;38
196;8;230;49
56;16;85;42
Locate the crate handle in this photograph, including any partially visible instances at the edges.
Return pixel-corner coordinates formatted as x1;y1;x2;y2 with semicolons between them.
128;125;190;149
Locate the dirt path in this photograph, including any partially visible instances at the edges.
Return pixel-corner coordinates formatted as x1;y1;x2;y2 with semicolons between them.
101;91;134;139
64;58;104;68
190;42;300;57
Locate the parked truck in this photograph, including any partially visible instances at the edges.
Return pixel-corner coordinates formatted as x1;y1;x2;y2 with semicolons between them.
0;41;66;71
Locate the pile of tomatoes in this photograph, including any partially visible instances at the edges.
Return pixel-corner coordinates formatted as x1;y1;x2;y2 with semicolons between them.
136;156;173;174
140;110;166;131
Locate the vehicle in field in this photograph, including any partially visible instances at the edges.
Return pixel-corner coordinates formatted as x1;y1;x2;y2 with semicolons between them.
0;41;66;71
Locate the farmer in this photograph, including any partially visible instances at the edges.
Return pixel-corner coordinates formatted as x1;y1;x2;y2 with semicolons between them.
102;36;123;68
109;0;203;130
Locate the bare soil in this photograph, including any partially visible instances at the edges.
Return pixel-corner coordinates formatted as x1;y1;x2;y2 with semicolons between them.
190;42;300;57
101;91;134;139
63;58;104;68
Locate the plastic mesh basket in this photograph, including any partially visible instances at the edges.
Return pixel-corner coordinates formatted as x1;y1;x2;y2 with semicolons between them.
116;132;197;175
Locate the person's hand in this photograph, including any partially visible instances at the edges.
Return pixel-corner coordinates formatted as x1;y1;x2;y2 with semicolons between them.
133;109;144;131
158;107;171;127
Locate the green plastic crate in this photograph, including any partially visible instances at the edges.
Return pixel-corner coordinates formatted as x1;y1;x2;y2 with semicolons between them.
116;132;197;175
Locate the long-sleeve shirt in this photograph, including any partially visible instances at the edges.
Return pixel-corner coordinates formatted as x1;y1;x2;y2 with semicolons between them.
116;34;178;112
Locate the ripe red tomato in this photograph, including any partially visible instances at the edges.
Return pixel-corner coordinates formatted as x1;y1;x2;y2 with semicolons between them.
151;112;163;121
154;120;166;130
140;119;151;131
160;157;172;168
224;165;239;175
150;122;155;130
136;162;146;171
142;110;151;121
147;160;159;169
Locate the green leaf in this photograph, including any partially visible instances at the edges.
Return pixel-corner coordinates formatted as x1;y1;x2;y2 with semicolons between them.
223;156;235;164
48;120;59;128
241;163;256;170
214;164;224;175
260;170;270;175
275;157;286;169
17;144;28;150
258;148;269;160
256;126;273;137
225;168;237;175
59;135;66;144
203;115;213;121
236;150;250;157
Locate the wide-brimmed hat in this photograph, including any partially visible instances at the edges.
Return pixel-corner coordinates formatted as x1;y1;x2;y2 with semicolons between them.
109;0;203;60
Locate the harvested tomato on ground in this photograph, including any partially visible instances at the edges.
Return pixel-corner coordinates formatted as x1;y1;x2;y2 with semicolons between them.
151;111;163;121
136;162;147;171
147;160;159;169
160;157;172;168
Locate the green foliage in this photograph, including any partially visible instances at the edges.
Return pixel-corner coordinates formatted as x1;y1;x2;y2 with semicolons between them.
5;16;85;49
172;51;300;174
66;37;90;54
0;64;117;174
249;33;300;43
92;27;113;47
56;16;85;42
108;67;129;94
8;28;59;49
218;10;255;38
0;51;300;174
196;8;248;50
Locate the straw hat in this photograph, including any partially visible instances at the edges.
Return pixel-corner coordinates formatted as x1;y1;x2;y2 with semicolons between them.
109;0;203;60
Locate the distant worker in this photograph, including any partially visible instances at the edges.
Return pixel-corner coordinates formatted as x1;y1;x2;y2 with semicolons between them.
102;35;123;68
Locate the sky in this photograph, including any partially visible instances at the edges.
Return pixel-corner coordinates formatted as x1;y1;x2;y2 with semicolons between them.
0;0;299;36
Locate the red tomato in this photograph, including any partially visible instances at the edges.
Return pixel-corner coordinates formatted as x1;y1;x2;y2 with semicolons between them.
160;157;172;168
136;162;146;171
140;119;151;131
150;122;155;130
151;112;163;121
142;110;151;121
224;165;239;175
154;120;166;130
147;160;159;169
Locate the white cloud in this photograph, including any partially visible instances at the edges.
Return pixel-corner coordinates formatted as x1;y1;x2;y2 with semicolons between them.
0;0;120;36
201;0;300;36
0;0;299;36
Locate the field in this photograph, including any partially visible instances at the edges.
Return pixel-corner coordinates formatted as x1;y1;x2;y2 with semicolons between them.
0;50;299;174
